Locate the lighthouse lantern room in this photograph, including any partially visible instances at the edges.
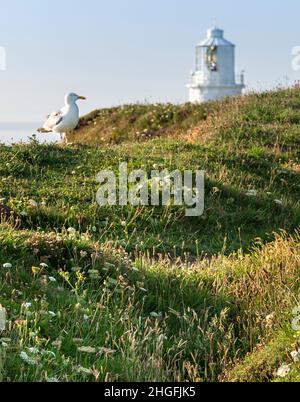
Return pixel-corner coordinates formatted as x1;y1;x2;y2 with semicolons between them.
188;27;245;103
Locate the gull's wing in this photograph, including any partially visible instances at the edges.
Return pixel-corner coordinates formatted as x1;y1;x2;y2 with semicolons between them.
37;109;65;133
43;110;64;132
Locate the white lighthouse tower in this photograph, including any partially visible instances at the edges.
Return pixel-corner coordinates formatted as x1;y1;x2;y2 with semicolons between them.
188;26;245;103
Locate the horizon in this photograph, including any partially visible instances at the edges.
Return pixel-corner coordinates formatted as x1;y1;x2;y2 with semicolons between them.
0;82;299;126
0;0;299;123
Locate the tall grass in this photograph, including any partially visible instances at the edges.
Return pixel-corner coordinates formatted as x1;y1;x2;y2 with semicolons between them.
0;228;299;381
1;87;300;382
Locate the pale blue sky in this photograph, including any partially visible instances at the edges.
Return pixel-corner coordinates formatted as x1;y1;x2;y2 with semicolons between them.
0;0;299;122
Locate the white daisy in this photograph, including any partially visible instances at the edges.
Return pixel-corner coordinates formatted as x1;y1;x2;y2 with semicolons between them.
291;350;300;363
276;364;291;378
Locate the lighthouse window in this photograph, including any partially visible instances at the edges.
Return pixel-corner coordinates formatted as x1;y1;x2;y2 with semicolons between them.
206;46;218;71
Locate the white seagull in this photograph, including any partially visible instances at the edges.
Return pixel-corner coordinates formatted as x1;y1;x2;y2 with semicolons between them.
38;92;86;143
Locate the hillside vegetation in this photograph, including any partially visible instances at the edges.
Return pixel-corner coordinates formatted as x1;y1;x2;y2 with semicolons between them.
1;87;300;382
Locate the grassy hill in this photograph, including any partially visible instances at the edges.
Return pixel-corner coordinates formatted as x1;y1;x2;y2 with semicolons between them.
1;87;300;382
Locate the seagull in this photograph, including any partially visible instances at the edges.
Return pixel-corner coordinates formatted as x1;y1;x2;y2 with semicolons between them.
38;93;86;144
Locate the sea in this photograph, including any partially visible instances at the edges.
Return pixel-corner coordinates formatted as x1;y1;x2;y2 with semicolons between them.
0;122;60;145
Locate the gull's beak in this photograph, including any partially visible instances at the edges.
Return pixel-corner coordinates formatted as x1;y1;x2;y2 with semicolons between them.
78;96;86;100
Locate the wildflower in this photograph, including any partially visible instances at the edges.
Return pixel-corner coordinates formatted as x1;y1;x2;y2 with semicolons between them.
265;312;275;328
15;320;27;327
246;190;257;197
47;377;59;383
48;311;57;318
291;350;300;363
0;306;6;332
212;187;220;194
52;339;62;349
89;274;100;280
276;364;291;378
77;366;93;375
40;263;48;269
104;262;115;269
1;338;11;343
27;347;39;355
19;351;37;366
22;302;32;309
73;338;84;344
2;263;12;269
150;312;162;318
29;199;38;207
80;251;88;258
32;266;41;275
88;269;100;276
132;267;139;272
19;351;29;361
275;199;283;206
99;347;117;355
78;346;97;354
48;276;57;283
107;277;118;286
67;227;77;235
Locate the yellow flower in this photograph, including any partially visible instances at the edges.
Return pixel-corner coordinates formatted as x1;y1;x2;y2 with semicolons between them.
32;266;41;276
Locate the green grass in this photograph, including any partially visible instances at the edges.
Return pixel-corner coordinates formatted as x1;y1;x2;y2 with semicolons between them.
1;86;300;382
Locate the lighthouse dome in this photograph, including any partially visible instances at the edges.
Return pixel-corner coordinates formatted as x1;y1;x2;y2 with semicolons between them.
199;26;234;47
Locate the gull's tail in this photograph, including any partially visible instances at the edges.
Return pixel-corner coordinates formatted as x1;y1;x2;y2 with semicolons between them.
37;127;51;133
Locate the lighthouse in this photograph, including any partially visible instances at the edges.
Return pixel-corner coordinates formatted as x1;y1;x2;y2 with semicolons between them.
187;27;245;103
